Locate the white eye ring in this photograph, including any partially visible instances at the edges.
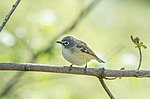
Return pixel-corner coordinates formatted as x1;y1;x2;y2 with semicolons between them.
64;41;69;45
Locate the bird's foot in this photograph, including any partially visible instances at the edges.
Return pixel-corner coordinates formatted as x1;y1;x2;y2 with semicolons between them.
84;63;87;73
69;64;73;71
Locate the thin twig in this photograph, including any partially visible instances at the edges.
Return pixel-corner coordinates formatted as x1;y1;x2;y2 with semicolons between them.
130;35;147;70
137;47;142;70
98;78;115;99
97;68;115;99
0;0;21;32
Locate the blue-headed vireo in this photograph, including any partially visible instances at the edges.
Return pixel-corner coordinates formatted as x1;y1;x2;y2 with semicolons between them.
57;36;105;71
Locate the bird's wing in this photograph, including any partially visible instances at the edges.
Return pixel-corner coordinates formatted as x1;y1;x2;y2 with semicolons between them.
76;41;105;63
76;41;96;57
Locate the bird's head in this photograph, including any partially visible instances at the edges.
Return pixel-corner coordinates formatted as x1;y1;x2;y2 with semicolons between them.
57;36;77;49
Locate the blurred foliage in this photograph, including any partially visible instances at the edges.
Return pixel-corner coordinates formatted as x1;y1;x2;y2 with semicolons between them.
0;0;150;99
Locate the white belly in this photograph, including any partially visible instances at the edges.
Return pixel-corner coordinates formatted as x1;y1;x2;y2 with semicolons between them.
62;47;92;66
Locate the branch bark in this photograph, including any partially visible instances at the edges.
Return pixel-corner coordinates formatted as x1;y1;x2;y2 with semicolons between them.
0;0;21;32
98;78;115;99
0;63;150;78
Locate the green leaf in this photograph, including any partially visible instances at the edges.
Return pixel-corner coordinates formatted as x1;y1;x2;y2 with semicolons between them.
141;44;147;49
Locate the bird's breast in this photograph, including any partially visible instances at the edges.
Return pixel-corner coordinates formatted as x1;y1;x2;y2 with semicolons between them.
62;47;93;66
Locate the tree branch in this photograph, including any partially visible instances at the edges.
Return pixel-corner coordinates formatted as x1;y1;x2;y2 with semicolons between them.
0;63;150;78
130;35;147;70
98;78;115;99
137;47;142;70
2;63;150;99
0;0;21;32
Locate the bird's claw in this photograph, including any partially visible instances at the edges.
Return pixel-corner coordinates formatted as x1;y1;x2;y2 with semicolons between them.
69;64;73;71
84;63;87;73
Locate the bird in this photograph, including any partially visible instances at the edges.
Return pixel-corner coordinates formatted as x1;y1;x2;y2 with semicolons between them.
57;36;105;71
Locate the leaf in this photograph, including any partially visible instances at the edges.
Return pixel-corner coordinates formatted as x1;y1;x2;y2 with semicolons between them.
141;44;147;49
120;67;125;70
119;67;126;79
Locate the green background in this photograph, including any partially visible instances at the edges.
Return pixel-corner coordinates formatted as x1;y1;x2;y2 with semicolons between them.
0;0;150;99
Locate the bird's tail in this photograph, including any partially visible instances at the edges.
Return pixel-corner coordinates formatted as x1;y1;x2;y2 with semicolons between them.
95;57;105;63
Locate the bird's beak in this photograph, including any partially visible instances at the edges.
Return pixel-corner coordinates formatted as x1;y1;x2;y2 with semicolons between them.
56;41;63;44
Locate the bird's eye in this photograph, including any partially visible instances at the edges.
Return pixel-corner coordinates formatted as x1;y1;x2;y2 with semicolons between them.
64;41;69;45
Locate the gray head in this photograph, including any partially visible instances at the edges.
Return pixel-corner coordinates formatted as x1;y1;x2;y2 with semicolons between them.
57;36;77;49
